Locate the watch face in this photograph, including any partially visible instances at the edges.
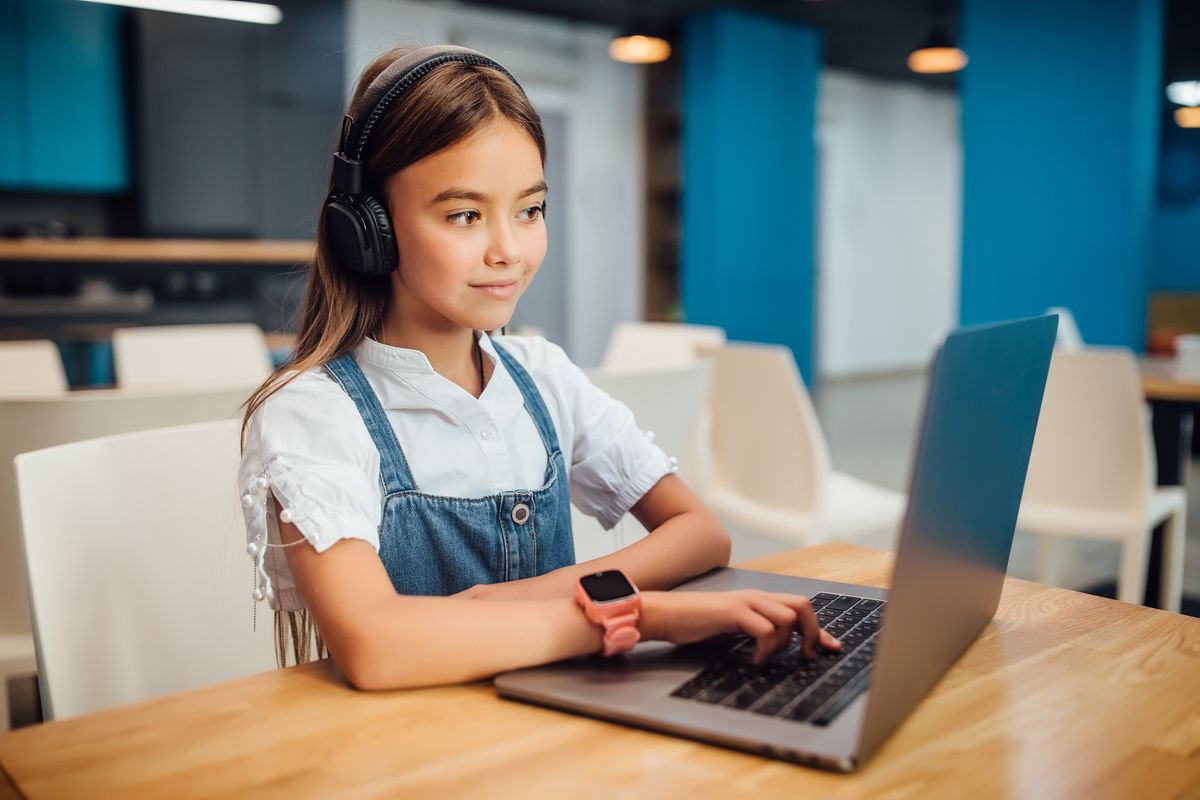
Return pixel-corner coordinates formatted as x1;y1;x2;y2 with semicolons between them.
580;571;636;603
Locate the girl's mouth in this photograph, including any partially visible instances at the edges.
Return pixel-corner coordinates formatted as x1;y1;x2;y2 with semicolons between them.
470;280;519;299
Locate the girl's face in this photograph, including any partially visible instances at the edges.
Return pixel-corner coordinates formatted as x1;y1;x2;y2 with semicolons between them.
385;118;548;335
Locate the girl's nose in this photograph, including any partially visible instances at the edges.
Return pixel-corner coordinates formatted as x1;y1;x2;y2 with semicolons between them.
485;221;523;267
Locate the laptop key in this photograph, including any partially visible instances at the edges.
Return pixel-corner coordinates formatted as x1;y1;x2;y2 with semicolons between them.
696;677;745;704
825;595;858;611
810;593;838;608
811;667;873;726
671;680;706;699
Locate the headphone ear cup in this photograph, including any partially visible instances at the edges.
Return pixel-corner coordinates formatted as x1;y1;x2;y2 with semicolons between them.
324;198;371;274
322;194;397;276
359;193;398;275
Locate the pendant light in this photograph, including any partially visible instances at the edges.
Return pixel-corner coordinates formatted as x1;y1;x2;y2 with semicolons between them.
1176;107;1200;129
609;34;671;64
609;2;670;64
908;2;966;75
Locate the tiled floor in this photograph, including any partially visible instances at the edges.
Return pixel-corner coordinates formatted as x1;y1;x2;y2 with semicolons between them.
728;369;1200;609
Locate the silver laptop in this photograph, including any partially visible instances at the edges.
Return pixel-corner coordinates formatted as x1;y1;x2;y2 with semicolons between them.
495;316;1058;772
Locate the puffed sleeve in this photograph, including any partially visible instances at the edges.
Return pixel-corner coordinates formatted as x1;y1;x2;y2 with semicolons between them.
528;340;676;530
238;370;382;610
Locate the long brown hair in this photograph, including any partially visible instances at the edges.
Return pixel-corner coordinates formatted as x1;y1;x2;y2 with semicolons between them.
241;46;546;444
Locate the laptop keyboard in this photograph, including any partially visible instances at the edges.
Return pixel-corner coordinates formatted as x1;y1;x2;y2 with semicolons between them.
669;593;885;726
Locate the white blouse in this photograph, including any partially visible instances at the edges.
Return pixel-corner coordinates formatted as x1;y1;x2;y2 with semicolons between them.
238;333;675;610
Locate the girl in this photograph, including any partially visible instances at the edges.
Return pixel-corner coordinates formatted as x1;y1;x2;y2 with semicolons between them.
238;44;839;691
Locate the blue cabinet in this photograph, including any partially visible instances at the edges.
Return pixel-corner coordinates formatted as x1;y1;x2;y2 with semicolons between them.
0;0;128;192
0;0;23;185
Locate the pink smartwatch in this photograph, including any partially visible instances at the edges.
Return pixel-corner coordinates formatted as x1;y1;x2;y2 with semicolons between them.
575;570;642;656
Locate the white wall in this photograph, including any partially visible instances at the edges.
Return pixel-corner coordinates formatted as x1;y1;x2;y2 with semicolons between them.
817;69;962;378
346;0;644;366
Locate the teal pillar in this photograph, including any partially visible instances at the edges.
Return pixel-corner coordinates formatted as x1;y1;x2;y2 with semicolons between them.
682;9;821;381
959;0;1162;349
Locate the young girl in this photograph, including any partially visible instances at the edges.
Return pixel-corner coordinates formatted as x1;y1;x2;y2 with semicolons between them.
238;44;839;690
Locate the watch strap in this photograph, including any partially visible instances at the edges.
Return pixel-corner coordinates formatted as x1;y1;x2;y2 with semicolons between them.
601;612;641;656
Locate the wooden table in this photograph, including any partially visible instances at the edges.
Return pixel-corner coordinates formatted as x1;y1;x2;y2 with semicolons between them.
1;542;1198;799
0;238;313;264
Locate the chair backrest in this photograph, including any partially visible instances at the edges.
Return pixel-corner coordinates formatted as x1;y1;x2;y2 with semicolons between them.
570;363;713;561
1021;347;1152;513
601;322;726;372
113;324;272;389
15;418;276;720
0;386;249;634
0;340;68;397
1046;306;1085;350
703;342;831;517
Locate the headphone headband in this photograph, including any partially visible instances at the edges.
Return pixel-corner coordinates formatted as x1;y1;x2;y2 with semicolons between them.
344;45;522;161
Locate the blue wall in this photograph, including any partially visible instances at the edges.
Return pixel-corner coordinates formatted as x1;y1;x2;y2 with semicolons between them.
0;0;127;191
1155;118;1200;292
1156;205;1200;291
681;9;821;382
959;0;1162;349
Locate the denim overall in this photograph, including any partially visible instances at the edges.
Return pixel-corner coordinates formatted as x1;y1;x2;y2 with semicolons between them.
324;339;576;596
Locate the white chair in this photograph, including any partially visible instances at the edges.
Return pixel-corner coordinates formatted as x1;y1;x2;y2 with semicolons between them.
571;363;713;563
1018;348;1187;611
601;322;726;372
702;342;906;545
0;385;250;726
0;340;68;397
15;419;277;720
1047;306;1085;350
601;322;726;492
113;323;272;389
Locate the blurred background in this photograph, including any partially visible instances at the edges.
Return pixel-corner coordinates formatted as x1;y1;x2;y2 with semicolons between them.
1;0;1198;727
1;0;1197;372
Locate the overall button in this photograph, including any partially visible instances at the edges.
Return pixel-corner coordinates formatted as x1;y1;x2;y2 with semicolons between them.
511;502;531;525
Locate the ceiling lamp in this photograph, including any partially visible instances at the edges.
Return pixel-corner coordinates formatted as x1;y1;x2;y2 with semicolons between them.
908;24;968;74
1167;81;1200;107
75;0;282;25
609;34;671;64
1176;107;1200;129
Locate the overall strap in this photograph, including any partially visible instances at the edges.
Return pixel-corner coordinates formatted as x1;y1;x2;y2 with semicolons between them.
325;353;416;494
491;339;563;458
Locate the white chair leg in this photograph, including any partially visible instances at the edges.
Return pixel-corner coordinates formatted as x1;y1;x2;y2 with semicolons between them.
1159;508;1186;614
0;676;10;732
1117;530;1151;606
1035;534;1060;588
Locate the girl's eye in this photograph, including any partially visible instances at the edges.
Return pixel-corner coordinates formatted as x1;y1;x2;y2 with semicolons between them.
447;210;480;226
519;202;546;222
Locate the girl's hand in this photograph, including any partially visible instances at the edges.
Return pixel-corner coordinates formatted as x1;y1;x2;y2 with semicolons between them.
638;590;842;665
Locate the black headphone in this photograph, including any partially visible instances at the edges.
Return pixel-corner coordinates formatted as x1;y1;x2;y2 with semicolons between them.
323;45;525;276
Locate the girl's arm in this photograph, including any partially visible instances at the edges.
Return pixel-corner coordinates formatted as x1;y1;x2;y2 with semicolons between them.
456;474;731;600
276;496;835;690
274;496;601;689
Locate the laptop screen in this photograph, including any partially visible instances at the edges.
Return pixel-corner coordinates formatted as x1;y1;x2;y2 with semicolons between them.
858;315;1057;760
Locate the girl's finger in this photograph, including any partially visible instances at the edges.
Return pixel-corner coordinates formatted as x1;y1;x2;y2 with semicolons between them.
736;608;777;665
749;597;799;651
768;593;842;656
750;597;799;631
786;596;824;658
819;628;843;651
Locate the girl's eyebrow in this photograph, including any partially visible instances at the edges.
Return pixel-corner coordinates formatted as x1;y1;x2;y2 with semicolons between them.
429;181;548;205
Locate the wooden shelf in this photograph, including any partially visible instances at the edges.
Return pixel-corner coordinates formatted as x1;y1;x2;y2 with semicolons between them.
0;238;314;264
